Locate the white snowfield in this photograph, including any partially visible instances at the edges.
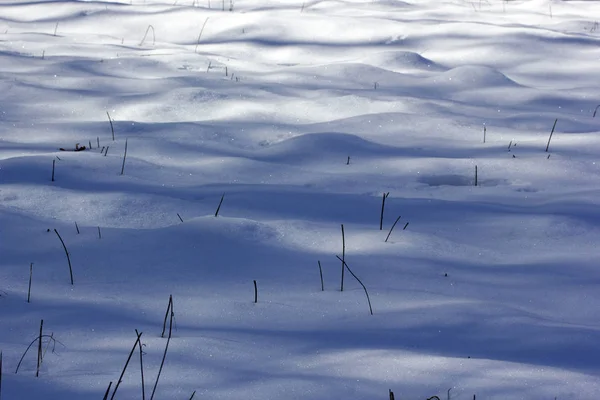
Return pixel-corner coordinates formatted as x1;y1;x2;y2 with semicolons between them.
1;0;600;398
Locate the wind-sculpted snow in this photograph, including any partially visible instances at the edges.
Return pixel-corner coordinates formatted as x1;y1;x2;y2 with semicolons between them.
1;0;600;399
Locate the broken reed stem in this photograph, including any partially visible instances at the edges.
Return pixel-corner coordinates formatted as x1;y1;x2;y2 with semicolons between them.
89;140;92;149
42;333;54;361
177;213;184;223
594;104;600;118
545;118;558;152
475;165;478;186
75;221;80;234
214;194;225;217
104;146;110;156
189;390;196;400
54;229;74;285
0;351;2;400
340;224;345;292
53;22;59;36
139;25;156;46
36;320;43;377
135;329;146;400
194;18;210;53
318;261;324;291
403;222;409;230
97;137;100;148
120;139;128;175
253;280;258;303
483;125;486;143
107;112;115;141
51;159;55;182
102;382;113;400
389;389;395;400
379;192;389;230
384;215;401;243
161;295;173;338
150;300;174;400
98;226;102;239
335;256;373;315
346;156;350;165
27;263;33;303
15;334;58;374
110;331;143;400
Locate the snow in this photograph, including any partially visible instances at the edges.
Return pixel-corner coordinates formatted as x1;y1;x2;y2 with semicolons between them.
1;0;600;398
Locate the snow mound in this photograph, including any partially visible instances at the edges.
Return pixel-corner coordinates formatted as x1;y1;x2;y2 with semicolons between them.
260;132;397;163
369;51;445;73
432;65;520;88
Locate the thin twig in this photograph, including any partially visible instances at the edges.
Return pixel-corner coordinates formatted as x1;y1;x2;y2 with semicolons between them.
384;215;401;242
102;382;113;400
318;261;324;291
107;112;115;141
42;333;54;361
545;118;558;152
194;18;210;53
335;256;373;315
340;224;345;291
27;263;33;303
379;192;389;230
54;229;74;285
110;331;143;400
121;139;128;175
214;194;225;217
161;295;173;338
150;300;174;400
15;334;63;374
135;329;146;400
139;25;156;46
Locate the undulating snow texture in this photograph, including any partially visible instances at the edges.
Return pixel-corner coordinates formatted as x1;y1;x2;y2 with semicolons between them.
1;0;600;399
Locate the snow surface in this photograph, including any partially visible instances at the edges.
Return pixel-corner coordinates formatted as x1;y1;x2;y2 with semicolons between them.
1;0;600;398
